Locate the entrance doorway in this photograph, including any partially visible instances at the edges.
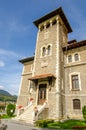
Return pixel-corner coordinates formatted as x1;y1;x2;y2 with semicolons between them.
38;84;47;105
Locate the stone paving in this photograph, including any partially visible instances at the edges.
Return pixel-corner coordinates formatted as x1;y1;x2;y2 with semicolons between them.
1;119;54;130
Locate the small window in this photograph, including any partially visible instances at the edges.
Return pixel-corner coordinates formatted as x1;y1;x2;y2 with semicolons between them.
74;53;79;61
42;47;46;56
73;99;81;109
40;25;44;31
68;55;72;62
46;23;50;28
47;45;51;55
52;19;57;25
71;75;79;90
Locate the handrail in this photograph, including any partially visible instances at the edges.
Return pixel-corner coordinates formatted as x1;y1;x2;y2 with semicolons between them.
38;101;47;115
33;101;48;121
17;101;33;117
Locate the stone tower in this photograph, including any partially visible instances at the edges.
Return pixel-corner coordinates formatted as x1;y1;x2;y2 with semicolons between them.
29;7;72;119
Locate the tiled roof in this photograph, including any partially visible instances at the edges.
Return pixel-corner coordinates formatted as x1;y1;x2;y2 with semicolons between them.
63;40;86;51
29;73;56;80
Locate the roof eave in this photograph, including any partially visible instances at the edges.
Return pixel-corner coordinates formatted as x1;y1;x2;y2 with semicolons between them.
33;7;72;33
19;56;34;64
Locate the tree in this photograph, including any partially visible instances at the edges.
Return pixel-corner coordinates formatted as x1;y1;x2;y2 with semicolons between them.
82;106;86;122
6;103;15;117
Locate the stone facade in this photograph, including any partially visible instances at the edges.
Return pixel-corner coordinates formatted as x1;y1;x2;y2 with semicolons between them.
17;7;86;120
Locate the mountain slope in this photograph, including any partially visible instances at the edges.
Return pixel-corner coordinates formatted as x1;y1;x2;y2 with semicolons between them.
0;89;11;96
0;89;17;102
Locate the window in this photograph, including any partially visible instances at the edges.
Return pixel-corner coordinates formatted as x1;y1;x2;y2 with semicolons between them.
73;99;81;109
74;53;79;61
68;55;72;62
52;19;57;25
40;25;44;31
41;44;52;57
71;75;79;90
42;47;46;56
47;45;51;55
46;23;50;28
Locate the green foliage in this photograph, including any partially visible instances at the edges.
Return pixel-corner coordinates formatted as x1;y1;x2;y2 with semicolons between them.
82;106;86;122
35;119;86;129
0;93;17;102
35;119;54;127
6;104;16;117
47;119;86;129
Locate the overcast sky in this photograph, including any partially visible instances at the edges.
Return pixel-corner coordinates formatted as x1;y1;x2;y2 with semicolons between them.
0;0;86;95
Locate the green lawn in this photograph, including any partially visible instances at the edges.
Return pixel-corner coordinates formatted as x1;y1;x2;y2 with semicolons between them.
0;114;16;119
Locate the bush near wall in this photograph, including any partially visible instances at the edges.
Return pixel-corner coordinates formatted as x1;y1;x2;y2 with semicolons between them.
35;119;54;127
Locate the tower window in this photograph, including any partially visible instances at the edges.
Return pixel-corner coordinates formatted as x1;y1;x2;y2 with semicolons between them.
40;25;44;31
73;99;81;109
74;53;79;61
46;23;50;28
52;19;57;25
42;47;46;56
47;45;51;55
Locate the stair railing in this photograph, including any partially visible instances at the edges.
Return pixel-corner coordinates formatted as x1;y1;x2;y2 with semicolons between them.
33;101;48;121
17;101;33;117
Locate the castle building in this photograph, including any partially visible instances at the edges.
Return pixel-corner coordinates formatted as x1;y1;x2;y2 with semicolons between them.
16;7;86;123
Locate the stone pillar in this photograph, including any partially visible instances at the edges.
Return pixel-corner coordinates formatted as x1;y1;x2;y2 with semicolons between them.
55;17;61;119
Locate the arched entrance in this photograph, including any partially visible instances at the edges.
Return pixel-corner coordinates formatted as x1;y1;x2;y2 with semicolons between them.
38;84;47;105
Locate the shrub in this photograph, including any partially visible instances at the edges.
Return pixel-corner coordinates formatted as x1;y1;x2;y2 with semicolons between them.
35;119;54;127
6;103;15;117
82;106;86;122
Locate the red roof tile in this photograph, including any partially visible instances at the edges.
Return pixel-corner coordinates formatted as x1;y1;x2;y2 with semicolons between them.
29;73;55;80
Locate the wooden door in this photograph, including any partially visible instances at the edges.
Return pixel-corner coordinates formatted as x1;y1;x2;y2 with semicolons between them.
38;84;47;105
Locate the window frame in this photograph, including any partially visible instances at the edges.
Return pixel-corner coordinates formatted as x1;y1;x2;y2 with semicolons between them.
74;53;79;61
71;75;79;90
73;99;81;109
41;44;52;58
47;44;52;56
69;72;81;91
68;55;72;63
42;47;46;57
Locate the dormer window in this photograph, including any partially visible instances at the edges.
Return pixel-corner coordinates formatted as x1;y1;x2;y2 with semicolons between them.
74;53;79;61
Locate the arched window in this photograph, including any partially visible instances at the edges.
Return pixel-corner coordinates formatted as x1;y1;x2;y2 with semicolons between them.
40;25;44;31
42;47;46;56
46;22;50;28
47;45;51;55
74;53;79;61
68;55;72;62
73;99;81;109
52;19;57;25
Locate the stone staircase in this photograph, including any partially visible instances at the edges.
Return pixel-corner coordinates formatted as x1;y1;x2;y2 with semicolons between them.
13;103;35;124
18;104;34;124
13;101;48;125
